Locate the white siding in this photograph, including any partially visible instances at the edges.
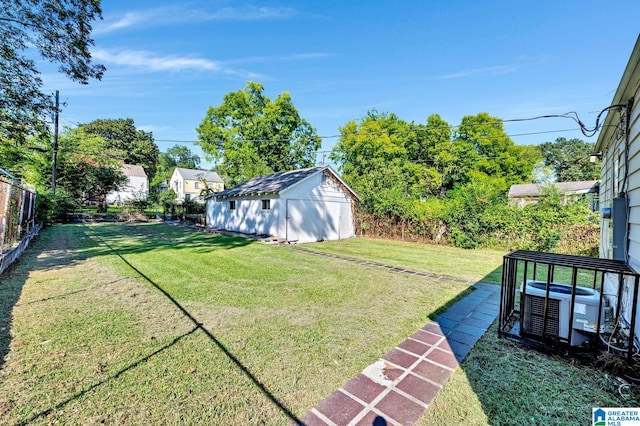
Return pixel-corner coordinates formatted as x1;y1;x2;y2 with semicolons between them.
206;168;357;243
281;171;356;242
627;103;640;274
106;175;148;204
600;84;640;339
169;169;183;201
207;196;280;236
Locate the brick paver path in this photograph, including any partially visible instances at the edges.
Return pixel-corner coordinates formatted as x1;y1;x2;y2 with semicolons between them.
293;248;501;426
162;226;501;425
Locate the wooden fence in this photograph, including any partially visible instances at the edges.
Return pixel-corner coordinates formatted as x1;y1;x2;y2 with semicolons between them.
0;177;39;274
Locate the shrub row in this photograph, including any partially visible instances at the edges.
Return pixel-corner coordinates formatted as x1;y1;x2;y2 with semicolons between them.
355;185;599;256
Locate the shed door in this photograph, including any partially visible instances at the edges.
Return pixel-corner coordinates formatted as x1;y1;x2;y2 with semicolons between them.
339;202;354;239
286;199;326;242
286;199;351;242
286;199;304;242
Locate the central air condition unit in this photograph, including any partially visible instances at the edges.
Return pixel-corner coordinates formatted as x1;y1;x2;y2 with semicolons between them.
520;280;604;346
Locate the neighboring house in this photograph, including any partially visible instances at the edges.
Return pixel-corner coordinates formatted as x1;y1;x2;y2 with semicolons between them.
508;180;599;209
206;166;359;243
106;164;148;205
595;35;640;345
170;168;224;203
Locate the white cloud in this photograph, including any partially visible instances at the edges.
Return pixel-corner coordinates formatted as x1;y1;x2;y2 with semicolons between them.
91;48;262;79
202;5;295;20
222;52;331;65
435;64;519;80
95;10;159;34
96;5;296;34
137;124;173;134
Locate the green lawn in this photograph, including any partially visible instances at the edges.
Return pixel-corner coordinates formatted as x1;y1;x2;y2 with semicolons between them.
0;224;633;425
305;237;506;283
0;223;472;424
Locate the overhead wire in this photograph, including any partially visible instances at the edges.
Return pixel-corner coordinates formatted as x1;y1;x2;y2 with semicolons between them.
54;105;624;160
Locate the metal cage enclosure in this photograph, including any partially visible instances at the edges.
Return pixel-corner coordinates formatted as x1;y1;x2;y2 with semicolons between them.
498;250;640;363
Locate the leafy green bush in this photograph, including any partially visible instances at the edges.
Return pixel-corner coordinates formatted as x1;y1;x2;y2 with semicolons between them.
556;223;600;256
36;190;79;223
354;180;599;255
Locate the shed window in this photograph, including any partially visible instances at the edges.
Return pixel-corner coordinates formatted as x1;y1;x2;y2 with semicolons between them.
262;199;271;210
229;200;236;210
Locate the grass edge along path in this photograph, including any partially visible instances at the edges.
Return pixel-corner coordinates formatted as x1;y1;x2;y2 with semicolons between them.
0;223;473;424
304;237;505;285
291;245;475;285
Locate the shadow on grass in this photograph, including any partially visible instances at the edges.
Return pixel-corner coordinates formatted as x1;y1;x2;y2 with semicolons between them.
0;260;37;374
89;230;304;425
3;224;292;424
15;277;127;307
478;263;503;285
80;222;255;258
0;228;77;372
19;326;200;426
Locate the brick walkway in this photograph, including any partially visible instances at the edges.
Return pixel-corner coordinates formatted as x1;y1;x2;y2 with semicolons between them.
293;249;501;426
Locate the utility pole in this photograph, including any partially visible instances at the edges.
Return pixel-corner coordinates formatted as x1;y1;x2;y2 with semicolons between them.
51;90;59;195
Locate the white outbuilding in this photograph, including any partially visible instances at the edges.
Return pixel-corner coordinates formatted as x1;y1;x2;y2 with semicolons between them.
205;166;359;243
106;164;148;205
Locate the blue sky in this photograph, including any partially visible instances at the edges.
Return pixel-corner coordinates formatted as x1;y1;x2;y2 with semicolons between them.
41;1;640;169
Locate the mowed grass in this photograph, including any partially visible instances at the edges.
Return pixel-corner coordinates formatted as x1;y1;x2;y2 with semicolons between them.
421;321;636;425
0;223;473;425
2;224;632;425
305;237;506;284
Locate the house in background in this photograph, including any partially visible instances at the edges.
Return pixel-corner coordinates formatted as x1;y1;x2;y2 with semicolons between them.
170;167;224;203
508;180;599;209
206;166;359;243
106;164;148;205
594;35;640;347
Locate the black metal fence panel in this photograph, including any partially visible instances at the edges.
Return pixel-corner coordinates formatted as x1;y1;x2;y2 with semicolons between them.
499;250;640;364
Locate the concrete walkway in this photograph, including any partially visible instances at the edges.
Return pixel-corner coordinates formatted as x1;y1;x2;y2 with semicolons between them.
294;249;501;426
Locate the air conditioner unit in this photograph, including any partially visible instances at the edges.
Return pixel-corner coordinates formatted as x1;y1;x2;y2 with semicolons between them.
520;280;604;346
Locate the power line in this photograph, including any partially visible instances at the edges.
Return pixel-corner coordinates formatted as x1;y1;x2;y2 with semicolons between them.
59;106;623;147
153;126;598;147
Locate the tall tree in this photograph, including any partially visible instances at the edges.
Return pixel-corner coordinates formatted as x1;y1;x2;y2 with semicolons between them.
79;118;159;180
455;112;538;185
0;0;105;143
406;114;470;194
152;145;201;188
196;81;321;184
54;128;126;210
165;145;200;169
538;137;600;182
331;111;440;215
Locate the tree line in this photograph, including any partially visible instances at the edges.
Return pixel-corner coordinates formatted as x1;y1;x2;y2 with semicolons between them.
0;0;601;253
2;77;601;253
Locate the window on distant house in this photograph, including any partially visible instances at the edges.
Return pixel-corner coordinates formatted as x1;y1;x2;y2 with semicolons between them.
262;199;270;210
194;181;199;189
229;200;236;210
185;194;191;201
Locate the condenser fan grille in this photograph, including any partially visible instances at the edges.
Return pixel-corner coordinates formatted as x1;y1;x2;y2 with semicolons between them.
523;294;560;337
